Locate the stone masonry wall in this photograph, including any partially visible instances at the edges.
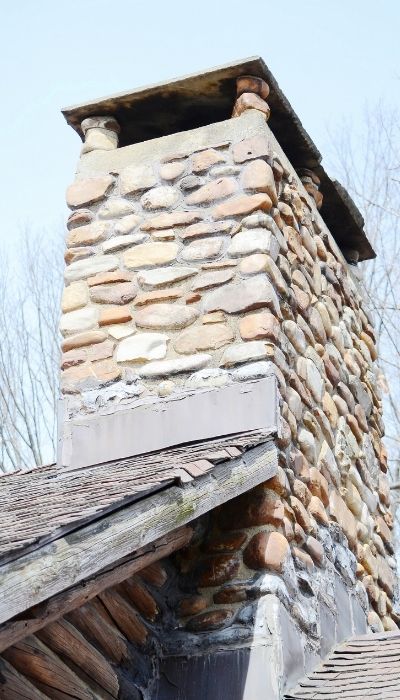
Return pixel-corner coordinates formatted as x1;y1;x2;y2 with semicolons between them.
62;103;397;692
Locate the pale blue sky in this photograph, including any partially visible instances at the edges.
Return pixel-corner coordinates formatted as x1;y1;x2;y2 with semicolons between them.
0;0;399;254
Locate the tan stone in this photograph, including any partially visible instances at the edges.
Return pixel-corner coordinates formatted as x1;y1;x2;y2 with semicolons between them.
305;536;325;567
220;341;268;367
241;160;278;204
290;496;312;532
60;307;98;335
232;135;270;164
66;221;110;247
137;266;197;288
92;358;121;383
138;354;210;377
192;269;235;291
239;253;270;275
185;177;238;205
376;516;392;548
64;255;119;283
67;209;93;230
86;339;115;362
233;92;270;118
115;214;143;235
107;324;135;340
62;281;89;313
97;198;135;219
61;330;107;352
160;161;186;181
99;306;132;326
135;303;198;330
203;276;279;315
87;270;132;287
135;288;183;306
309;468;329;507
202;311;225;324
64;247;95;265
181;238;224;262
174;323;234;354
123;242;178;269
102;233;147;253
116;333;168;362
228;229;279;259
212;193;272;219
66;176;113;208
329;491;357;549
192;148;226;173
243;531;290;572
141;211;203;231
141;186;179;210
179;220;233;240
120;164;157;195
308;495;329;525
292;547;314;573
90;282;138;305
239;311;279;341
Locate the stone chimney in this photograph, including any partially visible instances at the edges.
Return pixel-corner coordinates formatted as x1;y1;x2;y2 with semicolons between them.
59;58;397;697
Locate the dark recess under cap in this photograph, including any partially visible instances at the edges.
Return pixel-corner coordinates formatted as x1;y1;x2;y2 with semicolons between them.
62;56;375;262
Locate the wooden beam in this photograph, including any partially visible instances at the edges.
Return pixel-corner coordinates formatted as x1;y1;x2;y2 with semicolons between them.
0;442;277;627
0;526;192;653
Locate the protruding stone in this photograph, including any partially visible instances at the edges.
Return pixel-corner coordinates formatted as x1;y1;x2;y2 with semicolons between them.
160;161;186;181
181;237;224;262
98;199;135;219
138;354;210;377
116;333;168;362
64;255;119;283
141;186;180;210
233;135;271;164
198;555;240;586
90;282;138;305
87;270;132;287
239;311;279;341
62;281;89;313
192;149;226;173
220;341;268;367
174;324;234;354
99;306;132;326
123;242;178;269
213;193;272;218
135;303;198;330
233;92;270;118
185;177;238;205
60;307;98;335
137;266;197;288
115;214;143;235
61;330;107;352
203;276;279;315
241;160;278;204
192;269;235;291
141;211;203;231
227;229;279;259
66;176;113;208
244;531;290;572
179;220;233;240
120;164;157;195
135;288;183;306
102;233;147;253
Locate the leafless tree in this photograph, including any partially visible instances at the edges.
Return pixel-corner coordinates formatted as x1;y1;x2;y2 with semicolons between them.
0;231;63;473
329;104;400;508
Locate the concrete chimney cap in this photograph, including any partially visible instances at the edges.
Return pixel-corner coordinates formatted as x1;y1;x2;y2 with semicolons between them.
61;56;375;262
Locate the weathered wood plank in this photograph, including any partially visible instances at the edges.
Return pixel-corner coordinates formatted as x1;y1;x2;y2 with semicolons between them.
0;526;191;652
0;442;276;625
0;429;269;563
0;656;50;699
67;600;129;666
3;635;99;699
37;619;119;698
